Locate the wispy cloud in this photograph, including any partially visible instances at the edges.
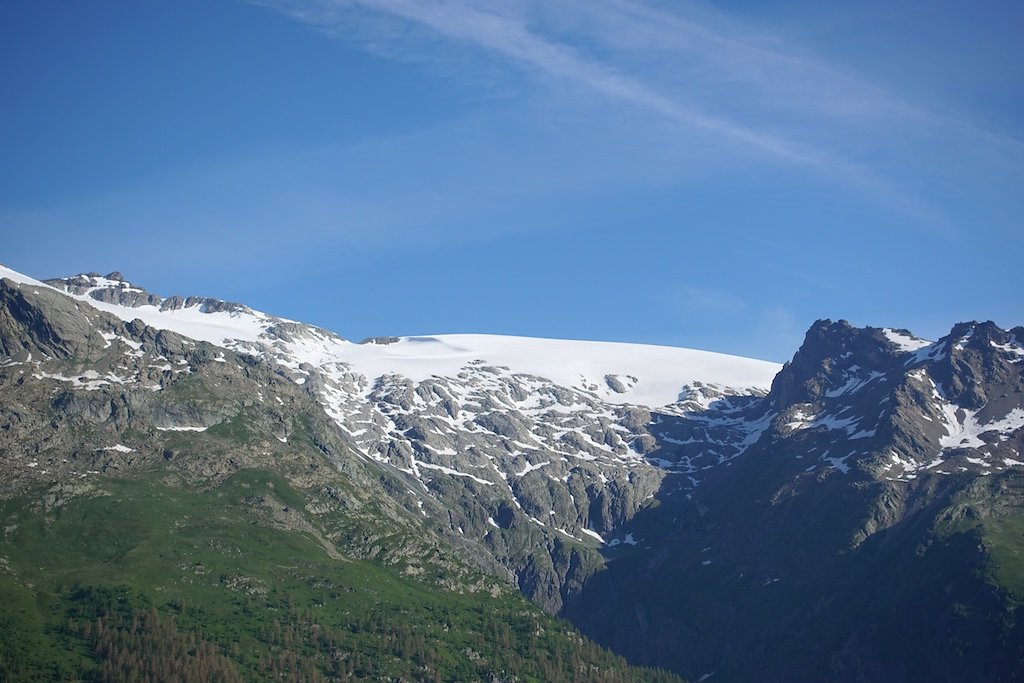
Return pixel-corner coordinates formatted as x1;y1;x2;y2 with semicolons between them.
545;0;1022;153
255;0;821;163
250;0;1024;230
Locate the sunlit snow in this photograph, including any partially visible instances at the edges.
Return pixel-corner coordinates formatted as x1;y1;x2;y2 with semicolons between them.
1;264;781;407
883;328;932;352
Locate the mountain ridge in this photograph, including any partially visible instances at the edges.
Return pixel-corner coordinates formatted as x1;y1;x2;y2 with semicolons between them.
14;267;782;403
1;264;787;614
3;263;1022;681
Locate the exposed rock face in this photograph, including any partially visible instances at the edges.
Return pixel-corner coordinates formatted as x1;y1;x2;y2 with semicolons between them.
768;318;895;409
4;268;1023;682
757;318;1024;482
32;270;787;612
9;269;777;613
0;276;508;589
43;272;256;317
564;319;1024;682
0;279;108;359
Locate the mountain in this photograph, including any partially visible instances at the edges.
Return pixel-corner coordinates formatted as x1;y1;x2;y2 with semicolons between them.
2;264;1022;681
20;266;781;615
564;319;1024;681
0;266;681;682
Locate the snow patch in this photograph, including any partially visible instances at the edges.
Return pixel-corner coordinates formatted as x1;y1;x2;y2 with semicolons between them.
514;460;551;477
941;407;1024;451
34;370;132;391
413;460;494;486
991;339;1024;362
97;444;134;453
883;329;932;352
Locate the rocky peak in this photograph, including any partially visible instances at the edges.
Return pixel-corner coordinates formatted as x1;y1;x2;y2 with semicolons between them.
925;321;1024;412
45;273;262;320
768;319;897;411
46;272;138;293
754;318;1024;481
45;272;162;308
157;295;250;316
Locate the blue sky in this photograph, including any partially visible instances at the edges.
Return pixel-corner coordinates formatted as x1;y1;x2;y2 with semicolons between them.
1;0;1021;361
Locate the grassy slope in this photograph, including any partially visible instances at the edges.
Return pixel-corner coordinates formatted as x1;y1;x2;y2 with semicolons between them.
0;469;681;682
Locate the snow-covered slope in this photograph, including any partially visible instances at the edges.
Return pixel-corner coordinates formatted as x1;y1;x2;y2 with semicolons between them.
0;265;779;406
2;264;785;609
273;333;777;407
0;266;273;343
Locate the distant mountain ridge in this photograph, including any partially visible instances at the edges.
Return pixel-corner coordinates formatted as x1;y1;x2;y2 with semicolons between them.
2;263;1022;681
34;268;781;404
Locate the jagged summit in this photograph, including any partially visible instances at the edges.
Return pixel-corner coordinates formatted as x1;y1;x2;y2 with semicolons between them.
757;318;1024;479
768;318;900;409
45;271;258;319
